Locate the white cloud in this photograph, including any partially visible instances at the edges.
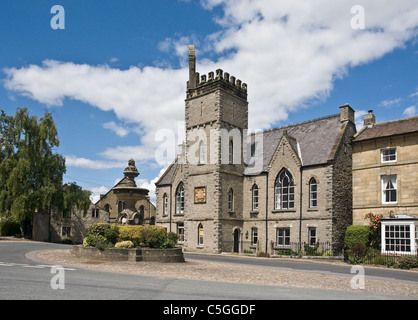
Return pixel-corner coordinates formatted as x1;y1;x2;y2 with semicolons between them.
354;109;368;131
102;121;130;137
65;155;125;169
379;98;402;108
136;167;168;204
4;0;418;166
403;105;416;117
89;185;110;204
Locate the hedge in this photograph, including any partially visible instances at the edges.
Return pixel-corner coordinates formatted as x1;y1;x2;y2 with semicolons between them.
83;223;178;249
344;225;369;250
118;225;144;247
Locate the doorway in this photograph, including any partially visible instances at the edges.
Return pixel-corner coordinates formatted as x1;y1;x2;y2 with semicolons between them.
233;229;240;253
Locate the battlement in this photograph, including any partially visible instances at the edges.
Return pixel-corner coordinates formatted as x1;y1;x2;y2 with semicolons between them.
187;45;247;101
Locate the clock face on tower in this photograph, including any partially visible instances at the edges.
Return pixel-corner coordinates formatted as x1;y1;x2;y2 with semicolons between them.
194;187;207;204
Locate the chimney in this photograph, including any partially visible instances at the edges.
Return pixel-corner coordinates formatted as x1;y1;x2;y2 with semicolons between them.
340;104;355;124
363;110;376;127
188;45;197;89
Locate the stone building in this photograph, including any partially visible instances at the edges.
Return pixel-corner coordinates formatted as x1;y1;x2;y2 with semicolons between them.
352;112;418;254
32;159;156;244
94;159;156;226
155;45;356;254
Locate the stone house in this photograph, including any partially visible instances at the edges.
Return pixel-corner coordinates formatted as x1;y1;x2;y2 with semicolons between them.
155;45;356;255
352;111;418;254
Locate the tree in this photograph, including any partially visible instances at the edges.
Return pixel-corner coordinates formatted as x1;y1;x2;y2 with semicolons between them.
0;107;90;236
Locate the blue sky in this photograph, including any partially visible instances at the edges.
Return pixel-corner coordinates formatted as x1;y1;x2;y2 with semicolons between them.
1;0;417;204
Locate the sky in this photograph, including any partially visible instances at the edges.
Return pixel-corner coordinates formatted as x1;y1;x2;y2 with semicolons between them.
0;0;417;204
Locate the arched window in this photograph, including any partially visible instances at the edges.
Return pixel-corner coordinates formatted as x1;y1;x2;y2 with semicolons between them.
274;169;294;209
118;201;126;213
198;223;204;246
309;178;317;208
163;193;168;216
228;188;234;211
176;182;184;215
229;140;234;164
252;184;259;211
199;140;206;164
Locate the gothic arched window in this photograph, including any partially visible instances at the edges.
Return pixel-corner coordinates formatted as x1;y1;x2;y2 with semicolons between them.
274;169;294;209
176;182;185;215
309;178;317;208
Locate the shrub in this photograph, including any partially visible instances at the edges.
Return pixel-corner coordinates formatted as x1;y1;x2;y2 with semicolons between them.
395;256;418;270
118;225;144;247
85;223;119;245
344;225;369;250
167;232;179;244
115;241;135;249
83;234;113;249
143;226;167;248
104;225;119;245
0;219;21;236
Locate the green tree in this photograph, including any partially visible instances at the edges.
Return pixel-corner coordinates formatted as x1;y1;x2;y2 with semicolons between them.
0;107;90;236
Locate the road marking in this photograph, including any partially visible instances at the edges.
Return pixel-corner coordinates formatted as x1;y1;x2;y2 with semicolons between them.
0;262;76;271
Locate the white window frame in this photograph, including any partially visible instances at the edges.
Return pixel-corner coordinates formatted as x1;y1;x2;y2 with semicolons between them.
309;178;317;208
308;227;317;246
381;219;418;255
382;175;397;204
274;169;295;210
381;148;397;163
176;182;185;215
163;193;168;216
177;223;184;243
276;228;290;247
252;185;259;211
251;227;258;246
198;223;204;246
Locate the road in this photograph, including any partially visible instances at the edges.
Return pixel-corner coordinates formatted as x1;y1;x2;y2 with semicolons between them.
0;241;416;301
185;253;418;283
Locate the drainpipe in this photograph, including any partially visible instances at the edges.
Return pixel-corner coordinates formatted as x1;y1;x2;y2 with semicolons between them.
265;172;269;253
299;166;303;254
169;185;172;233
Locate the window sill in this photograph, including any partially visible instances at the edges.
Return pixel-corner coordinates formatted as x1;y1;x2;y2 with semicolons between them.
271;209;296;213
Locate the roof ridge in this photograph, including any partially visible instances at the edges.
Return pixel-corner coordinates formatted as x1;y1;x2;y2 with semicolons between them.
263;113;339;134
369;114;418;127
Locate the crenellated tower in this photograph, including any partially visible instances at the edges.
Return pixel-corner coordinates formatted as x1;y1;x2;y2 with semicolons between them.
183;45;248;253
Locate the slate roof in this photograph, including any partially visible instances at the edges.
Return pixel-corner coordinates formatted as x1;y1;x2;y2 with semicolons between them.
354;116;418;142
245;114;343;174
155;158;180;186
156;114;345;185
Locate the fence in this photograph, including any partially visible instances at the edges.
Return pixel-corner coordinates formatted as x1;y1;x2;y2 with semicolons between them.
346;249;418;268
223;240;336;257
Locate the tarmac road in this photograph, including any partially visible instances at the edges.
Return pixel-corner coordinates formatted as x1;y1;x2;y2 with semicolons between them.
0;240;416;301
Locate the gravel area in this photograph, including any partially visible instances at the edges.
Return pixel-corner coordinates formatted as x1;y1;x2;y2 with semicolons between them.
34;248;418;298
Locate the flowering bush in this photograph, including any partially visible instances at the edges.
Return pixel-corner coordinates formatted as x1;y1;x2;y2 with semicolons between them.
364;212;384;249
